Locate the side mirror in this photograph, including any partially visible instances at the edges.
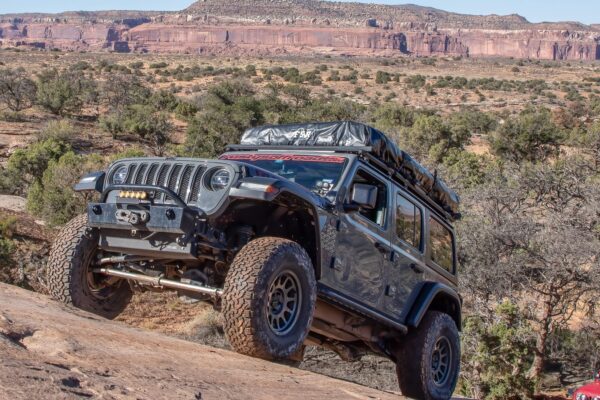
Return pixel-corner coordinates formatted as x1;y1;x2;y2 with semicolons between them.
344;183;377;212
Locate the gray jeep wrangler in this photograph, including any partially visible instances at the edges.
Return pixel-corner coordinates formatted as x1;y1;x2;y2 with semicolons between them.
47;121;462;400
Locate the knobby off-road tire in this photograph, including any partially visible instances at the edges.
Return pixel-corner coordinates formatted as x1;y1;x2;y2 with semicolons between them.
46;214;132;319
222;237;316;360
395;311;460;400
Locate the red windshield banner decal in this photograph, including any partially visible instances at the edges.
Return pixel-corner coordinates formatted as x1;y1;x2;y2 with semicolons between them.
221;154;346;164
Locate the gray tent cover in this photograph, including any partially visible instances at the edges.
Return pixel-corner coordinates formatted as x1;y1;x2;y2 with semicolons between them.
240;121;460;217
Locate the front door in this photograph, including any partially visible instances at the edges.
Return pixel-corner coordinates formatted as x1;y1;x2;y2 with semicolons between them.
331;167;391;309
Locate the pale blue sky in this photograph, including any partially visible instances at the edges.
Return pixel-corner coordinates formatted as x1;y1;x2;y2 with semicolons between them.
0;1;598;25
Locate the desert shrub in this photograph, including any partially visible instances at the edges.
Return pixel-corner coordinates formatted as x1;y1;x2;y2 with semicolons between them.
149;89;179;112
441;150;491;189
36;119;76;142
245;64;257;76
279;98;365;125
405;74;427;91
403;114;471;162
149;62;169;69
184;80;264;157
6;138;71;192
375;70;391;84
27;152;103;226
129;61;144;69
459;301;537;400
99;113;123;138
282;84;311;106
448;109;496;136
371;103;416;131
36;69;95;116
174;101;199;119
100;73;151;112
489;107;563;162
69;61;92;71
0;111;27;122
105;104;172;155
328;70;341;81
0;216;16;283
0;67;37;112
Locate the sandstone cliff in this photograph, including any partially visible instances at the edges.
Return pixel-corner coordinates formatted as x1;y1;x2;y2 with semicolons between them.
0;0;598;60
0;283;401;399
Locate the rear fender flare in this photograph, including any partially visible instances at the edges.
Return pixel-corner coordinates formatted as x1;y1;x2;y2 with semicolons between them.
405;282;462;331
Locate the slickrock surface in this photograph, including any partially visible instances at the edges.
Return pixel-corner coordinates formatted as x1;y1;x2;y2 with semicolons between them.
0;283;401;399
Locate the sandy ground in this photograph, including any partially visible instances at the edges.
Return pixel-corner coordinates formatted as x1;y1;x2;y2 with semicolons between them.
0;283;403;400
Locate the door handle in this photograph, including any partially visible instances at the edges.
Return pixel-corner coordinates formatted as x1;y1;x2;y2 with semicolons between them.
410;263;424;274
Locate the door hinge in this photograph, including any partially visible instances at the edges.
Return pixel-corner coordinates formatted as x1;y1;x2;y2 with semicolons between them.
385;285;397;297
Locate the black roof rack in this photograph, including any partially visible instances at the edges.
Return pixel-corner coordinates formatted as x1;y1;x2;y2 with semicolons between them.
225;145;373;153
236;121;460;221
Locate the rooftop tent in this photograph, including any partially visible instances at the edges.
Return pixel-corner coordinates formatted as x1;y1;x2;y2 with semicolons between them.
240;121;460;218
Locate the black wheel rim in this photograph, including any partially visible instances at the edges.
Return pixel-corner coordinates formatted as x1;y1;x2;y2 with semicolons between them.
266;270;302;336
431;336;452;387
85;250;121;300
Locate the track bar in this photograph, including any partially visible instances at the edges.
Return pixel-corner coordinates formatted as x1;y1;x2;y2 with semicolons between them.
94;268;223;298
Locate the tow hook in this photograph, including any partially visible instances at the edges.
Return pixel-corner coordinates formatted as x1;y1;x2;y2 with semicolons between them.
115;209;149;225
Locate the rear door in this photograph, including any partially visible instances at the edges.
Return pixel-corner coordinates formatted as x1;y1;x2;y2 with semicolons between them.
384;189;427;320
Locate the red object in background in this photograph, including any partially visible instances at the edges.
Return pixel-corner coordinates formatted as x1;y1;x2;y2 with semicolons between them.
573;371;600;400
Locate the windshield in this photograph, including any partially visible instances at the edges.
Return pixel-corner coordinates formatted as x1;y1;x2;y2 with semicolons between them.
221;153;348;195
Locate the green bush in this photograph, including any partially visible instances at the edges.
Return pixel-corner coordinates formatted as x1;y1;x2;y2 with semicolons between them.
6;138;71;189
184;80;264;158
174;101;199;119
36;69;95;116
0;67;37;112
0;216;15;282
372;103;416;131
100;73;151;112
375;71;391;84
489;107;563;162
405;74;427;91
27;152;103;226
403;114;471;162
36;120;76;142
149;62;169;69
459;301;536;400
129;61;144;69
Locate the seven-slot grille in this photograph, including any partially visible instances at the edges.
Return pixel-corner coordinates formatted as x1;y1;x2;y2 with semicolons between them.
121;162;207;204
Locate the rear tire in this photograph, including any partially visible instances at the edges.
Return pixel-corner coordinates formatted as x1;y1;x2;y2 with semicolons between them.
46;214;132;319
222;237;316;360
395;311;460;400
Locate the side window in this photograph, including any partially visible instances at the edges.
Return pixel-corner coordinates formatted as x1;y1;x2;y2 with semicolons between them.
350;169;387;227
395;194;422;250
429;217;455;273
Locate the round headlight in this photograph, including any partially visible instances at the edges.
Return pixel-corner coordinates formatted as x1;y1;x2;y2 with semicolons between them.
112;166;128;185
210;169;230;191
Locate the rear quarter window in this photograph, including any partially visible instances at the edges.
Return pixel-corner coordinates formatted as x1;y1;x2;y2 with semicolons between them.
429;217;455;273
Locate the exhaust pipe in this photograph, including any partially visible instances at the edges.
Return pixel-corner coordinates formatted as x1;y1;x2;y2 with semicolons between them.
94;268;223;299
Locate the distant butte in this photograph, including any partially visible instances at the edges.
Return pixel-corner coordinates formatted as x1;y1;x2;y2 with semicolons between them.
0;0;598;60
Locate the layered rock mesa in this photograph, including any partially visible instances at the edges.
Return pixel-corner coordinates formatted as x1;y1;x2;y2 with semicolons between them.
0;0;599;60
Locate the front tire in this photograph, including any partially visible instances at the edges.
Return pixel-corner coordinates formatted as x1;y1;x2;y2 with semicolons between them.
395;311;460;400
222;237;316;360
46;214;132;319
